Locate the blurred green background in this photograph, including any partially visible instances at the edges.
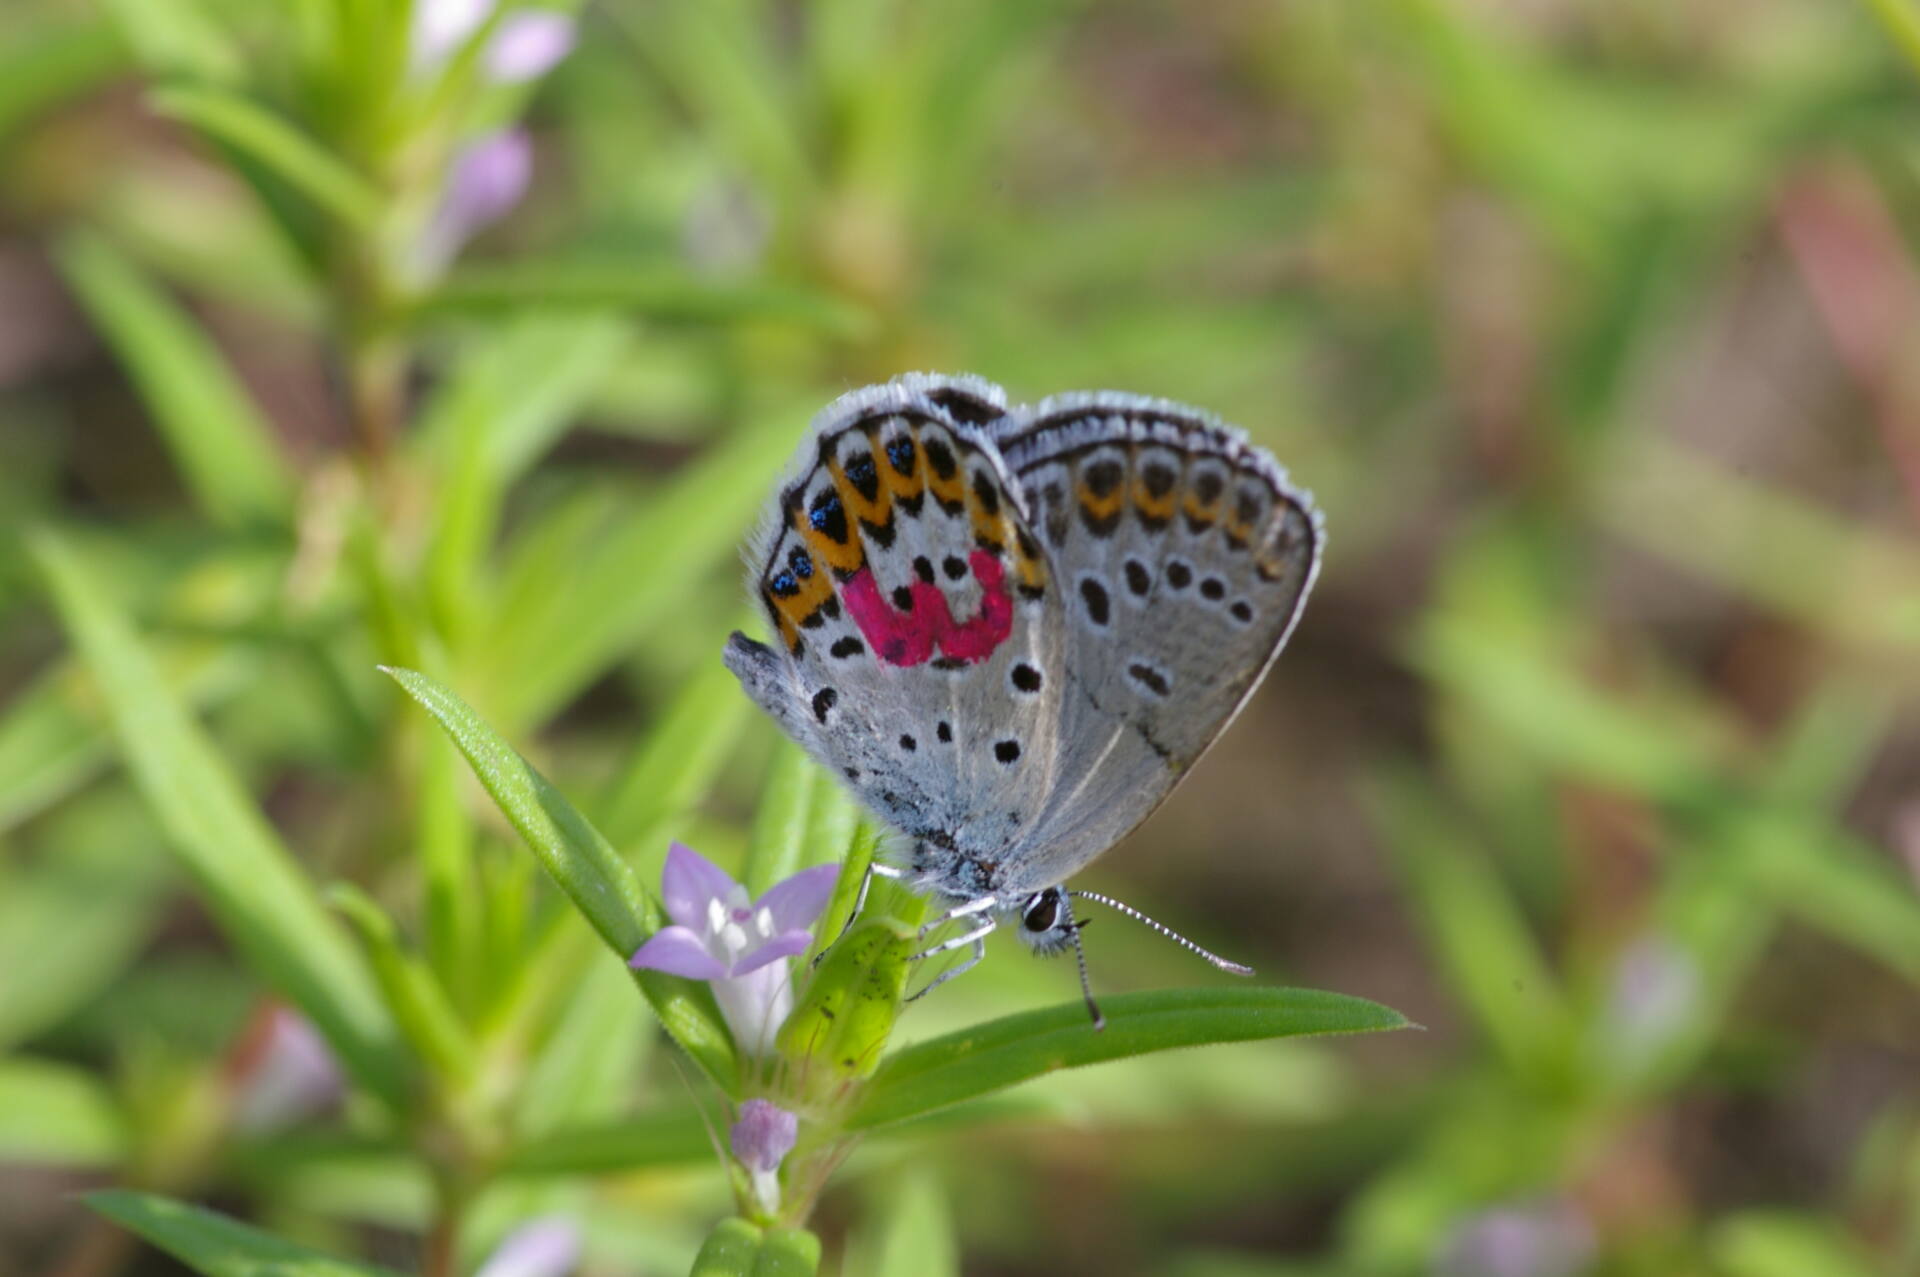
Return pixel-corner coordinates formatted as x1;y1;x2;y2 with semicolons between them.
5;0;1920;1273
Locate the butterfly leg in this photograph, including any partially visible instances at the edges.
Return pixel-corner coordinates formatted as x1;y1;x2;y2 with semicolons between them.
812;860;907;967
906;923;993;1001
916;893;998;941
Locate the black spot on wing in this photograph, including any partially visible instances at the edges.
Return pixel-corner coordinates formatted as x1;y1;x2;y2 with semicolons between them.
1079;576;1111;626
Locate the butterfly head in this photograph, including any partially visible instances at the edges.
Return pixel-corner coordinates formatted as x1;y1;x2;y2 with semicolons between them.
1013;886;1081;959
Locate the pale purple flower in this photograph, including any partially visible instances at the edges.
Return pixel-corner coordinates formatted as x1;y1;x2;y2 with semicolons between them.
417;128;533;273
486;12;575;82
629;843;838;1056
232;1006;342;1130
475;1217;580;1277
412;0;576;83
1602;934;1701;1073
731;1099;799;1214
1437;1200;1595;1277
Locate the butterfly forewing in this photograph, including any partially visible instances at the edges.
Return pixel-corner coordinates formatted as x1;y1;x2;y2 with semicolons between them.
725;376;1073;900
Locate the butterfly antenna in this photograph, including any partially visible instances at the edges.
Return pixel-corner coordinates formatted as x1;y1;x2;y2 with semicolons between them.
1069;890;1254;976
1059;893;1105;1031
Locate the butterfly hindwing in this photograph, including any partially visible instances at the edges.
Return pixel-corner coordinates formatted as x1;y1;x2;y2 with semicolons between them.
983;392;1322;893
725;374;1072;899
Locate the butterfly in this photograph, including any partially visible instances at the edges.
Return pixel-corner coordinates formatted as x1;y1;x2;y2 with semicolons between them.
723;373;1322;1024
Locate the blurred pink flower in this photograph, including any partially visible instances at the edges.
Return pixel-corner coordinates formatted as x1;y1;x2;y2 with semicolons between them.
475;1217;580;1277
413;0;575;83
1438;1200;1595;1277
629;843;837;1055
230;1005;342;1130
731;1098;800;1214
418;128;533;273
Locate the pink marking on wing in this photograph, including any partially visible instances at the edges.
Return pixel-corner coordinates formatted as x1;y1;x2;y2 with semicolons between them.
937;551;1013;662
843;567;938;666
841;552;1016;668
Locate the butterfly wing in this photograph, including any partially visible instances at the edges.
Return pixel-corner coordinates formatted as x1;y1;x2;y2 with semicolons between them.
724;374;1072;901
984;392;1322;894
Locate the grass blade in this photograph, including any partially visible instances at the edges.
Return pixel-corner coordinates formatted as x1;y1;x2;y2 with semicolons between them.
850;986;1408;1130
88;1190;404;1277
0;1059;128;1169
381;665;738;1090
30;530;408;1108
55;231;291;527
150;85;381;228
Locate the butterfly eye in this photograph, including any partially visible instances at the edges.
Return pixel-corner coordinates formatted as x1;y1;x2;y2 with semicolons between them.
1022;890;1062;933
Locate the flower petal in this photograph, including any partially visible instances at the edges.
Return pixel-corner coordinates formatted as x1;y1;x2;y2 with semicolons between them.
475;1217;581;1277
661;842;739;931
756;863;840;933
486;11;575;82
628;926;727;979
730;1100;798;1173
731;930;812;976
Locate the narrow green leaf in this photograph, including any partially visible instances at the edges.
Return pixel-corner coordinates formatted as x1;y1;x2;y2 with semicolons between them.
800;774;858;872
418;263;867;334
0;21;124;142
1712;1209;1881;1277
741;743;817;896
87;1190;404;1277
418;316;629;644
149;85;381;227
851;987;1408;1130
595;654;751;850
95;0;242;82
0;1059;128;1168
330;884;474;1086
30;531;408;1108
804;820;878;969
502;1105;713;1176
0;791;172;1050
1366;770;1573;1083
55;231;291;527
478;405;809;727
381;666;738;1090
417;729;480;1012
512;952;650;1139
848;1168;957;1277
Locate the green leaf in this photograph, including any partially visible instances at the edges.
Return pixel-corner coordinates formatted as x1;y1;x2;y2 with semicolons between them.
417;316;629;645
95;0;243;82
54;231;291;527
502;1105;712;1176
149;85;381;228
850;986;1409;1130
417;262;869;335
0;20;124;142
741;743;817;897
30;531;408;1108
1712;1210;1881;1277
380;666;738;1090
0;791;172;1050
595;654;751;850
511;952;650;1139
87;1190;404;1277
330;884;474;1087
476;404;809;727
0;1059;128;1168
847;1168;957;1277
1365;770;1573;1084
805;820;879;970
